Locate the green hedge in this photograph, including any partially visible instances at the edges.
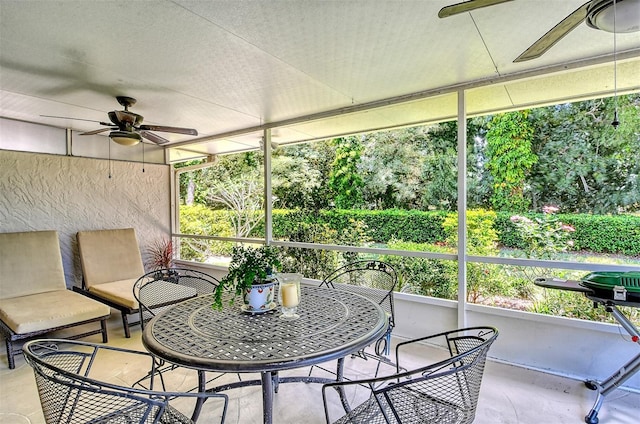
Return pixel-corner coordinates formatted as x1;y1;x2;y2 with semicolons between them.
271;209;449;244
495;212;640;256
185;205;640;257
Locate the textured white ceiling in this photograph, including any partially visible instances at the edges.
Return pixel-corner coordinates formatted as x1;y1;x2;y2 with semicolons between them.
0;0;638;161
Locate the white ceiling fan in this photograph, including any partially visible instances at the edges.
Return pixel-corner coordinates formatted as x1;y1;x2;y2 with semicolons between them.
438;0;640;62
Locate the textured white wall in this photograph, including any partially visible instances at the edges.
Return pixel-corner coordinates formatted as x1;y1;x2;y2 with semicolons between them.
0;150;171;287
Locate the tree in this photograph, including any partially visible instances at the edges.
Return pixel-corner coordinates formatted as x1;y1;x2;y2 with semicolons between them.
529;94;640;213
418;119;490;211
204;153;266;237
486;111;537;212
271;141;334;210
207;174;264;238
176;159;208;206
420;122;459;210
359;127;427;209
329;137;364;209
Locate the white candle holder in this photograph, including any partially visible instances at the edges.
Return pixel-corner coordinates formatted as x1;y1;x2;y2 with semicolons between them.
276;273;302;319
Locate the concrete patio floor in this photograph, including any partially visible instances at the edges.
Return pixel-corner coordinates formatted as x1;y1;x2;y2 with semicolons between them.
1;313;638;424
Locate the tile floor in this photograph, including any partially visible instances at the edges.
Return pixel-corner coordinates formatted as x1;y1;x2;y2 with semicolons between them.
1;313;639;424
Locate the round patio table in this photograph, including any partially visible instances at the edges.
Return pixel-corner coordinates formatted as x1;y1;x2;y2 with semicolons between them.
142;285;388;424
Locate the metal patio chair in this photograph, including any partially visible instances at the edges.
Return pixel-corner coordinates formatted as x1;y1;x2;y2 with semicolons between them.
322;326;498;424
23;339;228;424
315;260;399;377
133;268;242;401
133;268;220;330
322;327;498;424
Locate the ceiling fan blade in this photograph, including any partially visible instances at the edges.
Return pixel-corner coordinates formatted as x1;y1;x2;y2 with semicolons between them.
514;1;591;62
41;115;110;126
138;125;198;136
438;0;513;18
139;130;171;145
80;128;112;135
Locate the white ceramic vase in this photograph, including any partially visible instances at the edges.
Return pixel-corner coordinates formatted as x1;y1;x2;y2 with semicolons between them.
243;280;276;312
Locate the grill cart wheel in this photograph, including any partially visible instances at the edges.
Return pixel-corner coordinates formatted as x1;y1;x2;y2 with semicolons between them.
585;410;599;424
584;380;598;390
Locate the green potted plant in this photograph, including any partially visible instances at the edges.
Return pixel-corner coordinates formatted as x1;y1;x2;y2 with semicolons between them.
213;245;281;311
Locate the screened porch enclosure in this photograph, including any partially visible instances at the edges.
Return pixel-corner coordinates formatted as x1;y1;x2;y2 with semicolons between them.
1;4;640;423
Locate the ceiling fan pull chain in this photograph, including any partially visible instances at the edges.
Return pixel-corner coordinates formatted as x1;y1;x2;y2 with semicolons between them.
611;0;620;129
142;142;145;173
108;137;112;179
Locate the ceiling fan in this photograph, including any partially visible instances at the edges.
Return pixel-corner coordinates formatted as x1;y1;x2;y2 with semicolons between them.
438;0;640;62
44;96;197;146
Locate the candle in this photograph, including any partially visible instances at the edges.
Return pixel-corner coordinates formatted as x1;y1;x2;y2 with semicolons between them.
281;283;299;307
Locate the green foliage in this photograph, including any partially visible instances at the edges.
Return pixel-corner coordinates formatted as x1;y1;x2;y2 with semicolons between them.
329;137;364;208
177;153;265;208
441;209;502;302
316;209;449;244
442;209;499;255
181;94;639;217
176;159;207;205
495;211;640;256
271;142;333;209
533;287;639;324
566;214;640;255
509;206;576;259
419;121;458;210
213;245;281;309
529;94;640;214
359;127;427;209
276;210;370;280
486;111;538;212
178;204;233;261
382;241;458;300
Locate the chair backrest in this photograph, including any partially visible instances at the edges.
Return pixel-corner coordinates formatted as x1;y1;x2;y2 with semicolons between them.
381;327;498;424
77;228;145;288
22;339;190;424
133;268;220;328
0;230;66;299
320;260;397;326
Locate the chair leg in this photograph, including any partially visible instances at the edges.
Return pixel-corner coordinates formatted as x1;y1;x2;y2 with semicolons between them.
100;319;108;343
121;312;131;338
5;338;15;370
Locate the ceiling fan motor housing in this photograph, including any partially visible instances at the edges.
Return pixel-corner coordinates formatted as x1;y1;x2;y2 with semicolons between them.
108;110;144;129
586;0;640;33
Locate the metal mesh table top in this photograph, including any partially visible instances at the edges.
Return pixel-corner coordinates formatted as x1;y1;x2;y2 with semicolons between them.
142;286;388;372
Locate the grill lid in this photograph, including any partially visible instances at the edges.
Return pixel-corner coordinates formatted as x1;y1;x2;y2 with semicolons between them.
581;271;640;293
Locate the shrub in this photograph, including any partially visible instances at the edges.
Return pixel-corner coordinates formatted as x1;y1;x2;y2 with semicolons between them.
179;204;234;261
382;241;458;300
276;210;371;280
495;211;640;256
509;205;575;260
442;209;504;302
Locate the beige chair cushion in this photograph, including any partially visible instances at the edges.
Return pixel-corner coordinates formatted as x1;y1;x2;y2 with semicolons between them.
88;278;140;309
0;290;110;334
0;230;66;299
77;228;145;288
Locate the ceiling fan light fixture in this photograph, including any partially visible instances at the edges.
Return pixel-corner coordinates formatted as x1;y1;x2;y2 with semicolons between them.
587;0;640;33
109;130;142;146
